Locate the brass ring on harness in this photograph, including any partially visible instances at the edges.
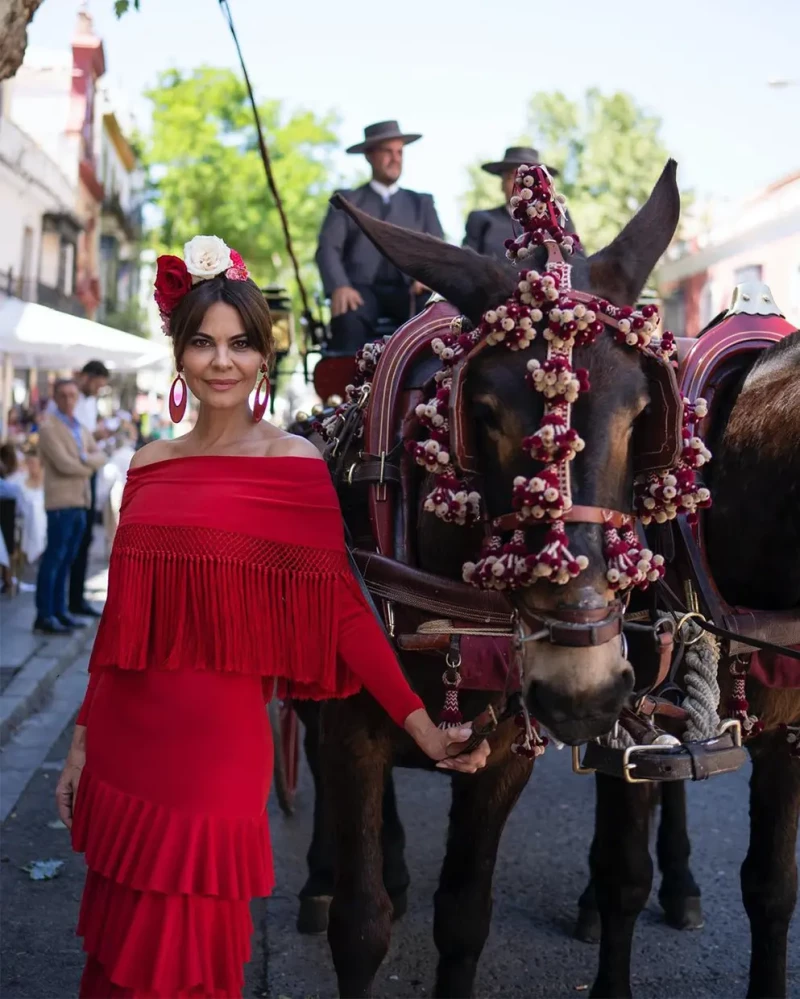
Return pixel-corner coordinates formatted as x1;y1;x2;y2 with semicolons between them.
675;611;706;646
347;462;357;486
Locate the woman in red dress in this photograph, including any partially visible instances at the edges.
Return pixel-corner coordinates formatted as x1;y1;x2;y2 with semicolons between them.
55;236;489;998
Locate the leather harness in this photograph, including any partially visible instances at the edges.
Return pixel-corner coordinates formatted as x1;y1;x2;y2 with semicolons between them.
319;294;797;781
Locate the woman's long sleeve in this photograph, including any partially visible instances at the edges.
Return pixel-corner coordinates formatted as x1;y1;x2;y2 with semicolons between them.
76;672;99;726
337;578;424;727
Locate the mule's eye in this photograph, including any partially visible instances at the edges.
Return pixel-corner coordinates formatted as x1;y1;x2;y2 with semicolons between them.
472;401;498;427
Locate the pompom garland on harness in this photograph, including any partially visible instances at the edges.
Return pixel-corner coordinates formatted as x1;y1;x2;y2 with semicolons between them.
404;163;711;595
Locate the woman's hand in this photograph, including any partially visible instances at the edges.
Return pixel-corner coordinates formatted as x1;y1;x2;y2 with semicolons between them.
55;728;86;830
403;709;490;774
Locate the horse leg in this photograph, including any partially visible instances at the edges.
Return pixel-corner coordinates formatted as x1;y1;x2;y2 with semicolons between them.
381;773;411;920
590;774;653;999
295;703;410;933
575;869;601;945
433;748;532;998
294;700;335;934
656;781;703;930
742;738;800;999
324;697;393;999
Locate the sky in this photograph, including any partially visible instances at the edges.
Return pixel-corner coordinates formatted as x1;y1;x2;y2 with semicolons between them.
26;0;800;243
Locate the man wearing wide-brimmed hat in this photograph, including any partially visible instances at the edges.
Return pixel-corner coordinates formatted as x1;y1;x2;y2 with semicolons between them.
463;146;561;263
316;120;444;353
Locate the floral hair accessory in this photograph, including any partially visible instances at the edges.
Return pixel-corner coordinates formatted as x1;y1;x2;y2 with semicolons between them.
154;235;250;335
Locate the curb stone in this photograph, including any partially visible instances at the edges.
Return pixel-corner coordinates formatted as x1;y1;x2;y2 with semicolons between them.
0;624;97;746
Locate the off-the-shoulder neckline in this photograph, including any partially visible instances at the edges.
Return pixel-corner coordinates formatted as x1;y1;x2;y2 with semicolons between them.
127;454;324;475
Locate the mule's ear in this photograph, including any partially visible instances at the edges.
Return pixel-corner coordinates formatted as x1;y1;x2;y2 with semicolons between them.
588;160;680;306
330;195;516;322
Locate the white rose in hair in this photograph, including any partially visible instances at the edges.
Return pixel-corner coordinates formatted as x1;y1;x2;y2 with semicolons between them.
183;235;233;282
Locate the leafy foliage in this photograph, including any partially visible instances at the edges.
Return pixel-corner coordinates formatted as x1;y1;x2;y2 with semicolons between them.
143;67;339;299
114;0;139;17
461;90;687;254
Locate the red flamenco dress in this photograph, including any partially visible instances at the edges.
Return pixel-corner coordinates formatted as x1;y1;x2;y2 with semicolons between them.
72;456;423;998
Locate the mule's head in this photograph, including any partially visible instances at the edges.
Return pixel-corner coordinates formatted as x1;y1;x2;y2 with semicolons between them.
333;161;680;743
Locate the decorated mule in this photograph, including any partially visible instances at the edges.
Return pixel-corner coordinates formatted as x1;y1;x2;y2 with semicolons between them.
575;284;800;998
300;160;746;998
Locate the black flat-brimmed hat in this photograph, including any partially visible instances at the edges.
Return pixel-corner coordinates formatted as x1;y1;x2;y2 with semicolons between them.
346;120;422;155
481;146;559;177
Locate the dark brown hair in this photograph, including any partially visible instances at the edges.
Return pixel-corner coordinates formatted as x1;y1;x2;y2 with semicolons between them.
170;277;274;365
0;442;18;476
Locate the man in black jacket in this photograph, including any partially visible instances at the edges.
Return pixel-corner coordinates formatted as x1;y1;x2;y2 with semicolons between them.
463;146;560;263
316;120;444;353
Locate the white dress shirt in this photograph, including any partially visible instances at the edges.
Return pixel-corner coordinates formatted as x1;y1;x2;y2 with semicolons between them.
369;180;400;205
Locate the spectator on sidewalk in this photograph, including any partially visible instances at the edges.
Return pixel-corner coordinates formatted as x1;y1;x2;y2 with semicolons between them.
36;380;107;635
49;360;111;617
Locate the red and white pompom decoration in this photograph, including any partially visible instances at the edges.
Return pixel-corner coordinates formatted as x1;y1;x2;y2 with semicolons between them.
355;337;390;383
603;519;665;592
479;303;537;350
527;356;589;402
526;521;589;585
422;473;481;526
610;303;661;350
524;411;585;463
511;712;549;758
545;300;605;350
505;165;581;261
512;470;567;521
407;437;451;475
463;531;533;591
414;383;450;438
634;397;712;525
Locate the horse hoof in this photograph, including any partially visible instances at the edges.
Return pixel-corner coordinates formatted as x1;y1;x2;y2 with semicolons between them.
660;894;704;931
574;906;601;944
390;889;408;922
297;895;332;935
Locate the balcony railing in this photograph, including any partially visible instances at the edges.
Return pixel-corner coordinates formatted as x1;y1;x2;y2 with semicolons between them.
37;282;86;317
0;269;86;318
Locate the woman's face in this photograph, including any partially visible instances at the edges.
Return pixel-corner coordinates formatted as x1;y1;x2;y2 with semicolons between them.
179;301;264;412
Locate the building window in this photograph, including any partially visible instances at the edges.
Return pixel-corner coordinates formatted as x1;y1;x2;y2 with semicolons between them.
663;290;685;335
699;281;714;330
734;264;762;286
20;227;34;300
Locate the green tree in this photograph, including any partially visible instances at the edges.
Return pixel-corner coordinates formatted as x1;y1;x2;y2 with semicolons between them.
461;90;685;254
143;67;339;299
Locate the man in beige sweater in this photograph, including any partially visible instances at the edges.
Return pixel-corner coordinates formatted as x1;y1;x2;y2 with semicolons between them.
35;379;107;634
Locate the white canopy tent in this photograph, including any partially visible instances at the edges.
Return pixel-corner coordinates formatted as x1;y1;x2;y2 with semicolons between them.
0;297;170;371
0;297;171;438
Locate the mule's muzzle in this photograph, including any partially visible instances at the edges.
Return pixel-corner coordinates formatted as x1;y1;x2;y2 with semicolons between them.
525;665;634;745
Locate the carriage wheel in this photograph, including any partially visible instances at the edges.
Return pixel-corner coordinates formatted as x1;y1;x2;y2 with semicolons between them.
269;698;300;817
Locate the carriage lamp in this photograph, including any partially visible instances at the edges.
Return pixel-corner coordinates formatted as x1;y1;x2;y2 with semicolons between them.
261;285;295;363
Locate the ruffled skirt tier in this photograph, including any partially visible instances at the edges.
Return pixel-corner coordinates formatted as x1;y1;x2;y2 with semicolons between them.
73;669;273;998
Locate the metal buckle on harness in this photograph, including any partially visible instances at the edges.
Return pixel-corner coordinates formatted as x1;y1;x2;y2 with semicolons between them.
572;745;596;775
621;743;679;784
717;717;743;747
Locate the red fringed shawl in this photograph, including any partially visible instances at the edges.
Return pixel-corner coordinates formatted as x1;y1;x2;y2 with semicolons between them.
90;455;366;700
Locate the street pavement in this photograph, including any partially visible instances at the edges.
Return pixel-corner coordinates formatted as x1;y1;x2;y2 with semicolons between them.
2;712;799;998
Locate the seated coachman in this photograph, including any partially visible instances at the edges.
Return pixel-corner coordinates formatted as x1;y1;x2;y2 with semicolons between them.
315;120;444;353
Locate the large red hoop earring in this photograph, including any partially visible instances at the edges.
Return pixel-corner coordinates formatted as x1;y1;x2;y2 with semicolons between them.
169;369;188;424
252;365;270;423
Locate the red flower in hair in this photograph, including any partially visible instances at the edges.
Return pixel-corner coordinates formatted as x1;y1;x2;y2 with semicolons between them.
225;248;249;282
154;255;192;318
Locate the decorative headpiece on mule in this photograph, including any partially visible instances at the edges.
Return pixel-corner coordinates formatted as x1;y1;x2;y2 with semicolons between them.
154;236;250;334
405;164;711;593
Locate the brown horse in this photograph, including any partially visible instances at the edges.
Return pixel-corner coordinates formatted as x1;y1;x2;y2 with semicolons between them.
317;162;686;998
577;326;800;998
